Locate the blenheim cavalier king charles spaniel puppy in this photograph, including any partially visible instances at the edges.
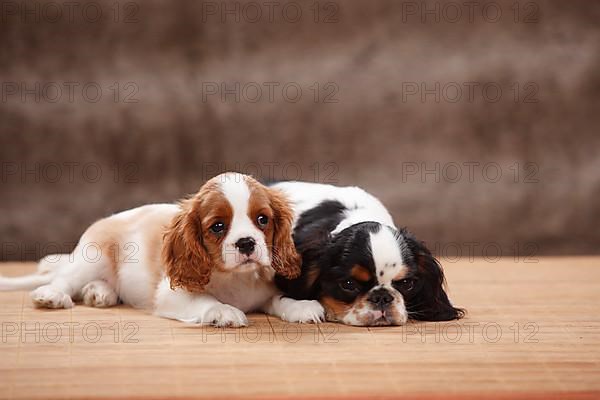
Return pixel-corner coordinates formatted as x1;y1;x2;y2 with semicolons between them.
272;181;465;326
0;173;324;327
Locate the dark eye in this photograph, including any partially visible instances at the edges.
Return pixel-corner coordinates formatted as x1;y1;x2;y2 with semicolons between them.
393;278;415;293
209;222;226;234
339;279;359;293
257;214;269;228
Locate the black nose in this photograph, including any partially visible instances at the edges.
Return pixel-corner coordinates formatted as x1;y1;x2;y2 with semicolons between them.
367;288;394;307
235;237;256;255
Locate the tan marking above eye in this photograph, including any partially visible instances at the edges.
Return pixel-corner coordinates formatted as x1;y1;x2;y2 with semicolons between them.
252;208;273;222
351;265;371;282
392;268;409;281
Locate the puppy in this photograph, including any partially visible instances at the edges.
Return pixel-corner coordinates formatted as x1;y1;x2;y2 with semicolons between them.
272;181;464;326
0;173;324;327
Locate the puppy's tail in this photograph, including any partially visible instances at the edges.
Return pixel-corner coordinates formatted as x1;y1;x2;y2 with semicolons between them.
0;254;67;291
0;273;54;291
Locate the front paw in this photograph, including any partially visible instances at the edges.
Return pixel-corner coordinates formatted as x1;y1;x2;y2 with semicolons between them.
281;300;324;324
204;304;248;327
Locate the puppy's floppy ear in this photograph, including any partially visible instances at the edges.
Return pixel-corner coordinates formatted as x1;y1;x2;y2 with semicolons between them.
268;188;301;279
402;230;465;321
162;196;214;293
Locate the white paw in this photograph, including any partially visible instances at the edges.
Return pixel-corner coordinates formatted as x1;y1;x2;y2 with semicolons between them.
31;285;73;309
204;304;248;327
81;281;118;308
281;300;324;323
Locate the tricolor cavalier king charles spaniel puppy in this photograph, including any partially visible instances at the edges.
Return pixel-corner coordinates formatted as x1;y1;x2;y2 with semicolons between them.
0;173;324;327
272;181;465;326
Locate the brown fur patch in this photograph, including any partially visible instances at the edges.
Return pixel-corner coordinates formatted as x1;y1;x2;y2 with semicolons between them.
80;205;178;290
351;265;371;282
321;296;352;322
163;177;230;293
262;185;301;279
196;186;232;273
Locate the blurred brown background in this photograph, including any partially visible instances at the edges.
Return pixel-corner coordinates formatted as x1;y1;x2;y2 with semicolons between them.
1;0;599;261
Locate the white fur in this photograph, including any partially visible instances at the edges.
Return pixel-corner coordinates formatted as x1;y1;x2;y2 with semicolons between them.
154;278;249;327
263;295;324;323
205;269;277;312
369;228;406;285
272;181;396;233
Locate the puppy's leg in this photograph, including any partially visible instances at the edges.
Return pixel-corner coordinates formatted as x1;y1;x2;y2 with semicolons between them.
81;280;119;308
31;250;111;309
154;279;248;327
263;295;324;323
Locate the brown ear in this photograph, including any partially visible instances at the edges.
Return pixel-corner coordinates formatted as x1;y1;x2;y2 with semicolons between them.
162;197;214;293
268;188;301;279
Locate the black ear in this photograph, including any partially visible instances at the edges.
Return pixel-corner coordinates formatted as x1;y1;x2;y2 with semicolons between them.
275;200;346;300
275;263;321;300
274;227;328;300
402;230;465;321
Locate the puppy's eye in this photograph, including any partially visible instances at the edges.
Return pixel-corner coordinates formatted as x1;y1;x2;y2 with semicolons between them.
257;214;269;228
209;222;226;234
393;278;415;293
339;279;359;293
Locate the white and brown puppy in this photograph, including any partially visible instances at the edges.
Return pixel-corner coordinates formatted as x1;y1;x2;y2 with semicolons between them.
0;173;324;327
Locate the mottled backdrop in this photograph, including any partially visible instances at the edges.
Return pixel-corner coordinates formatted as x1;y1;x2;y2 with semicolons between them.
1;0;599;261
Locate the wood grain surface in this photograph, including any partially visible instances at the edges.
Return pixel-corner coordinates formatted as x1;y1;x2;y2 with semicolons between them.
0;258;598;399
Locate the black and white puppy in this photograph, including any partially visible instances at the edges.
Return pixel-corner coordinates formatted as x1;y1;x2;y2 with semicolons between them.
272;181;464;326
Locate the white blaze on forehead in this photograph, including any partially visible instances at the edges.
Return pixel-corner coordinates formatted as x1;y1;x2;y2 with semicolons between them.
369;228;405;285
218;173;251;217
216;173;270;267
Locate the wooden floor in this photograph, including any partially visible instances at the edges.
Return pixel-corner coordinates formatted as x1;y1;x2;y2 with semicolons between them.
0;258;599;400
